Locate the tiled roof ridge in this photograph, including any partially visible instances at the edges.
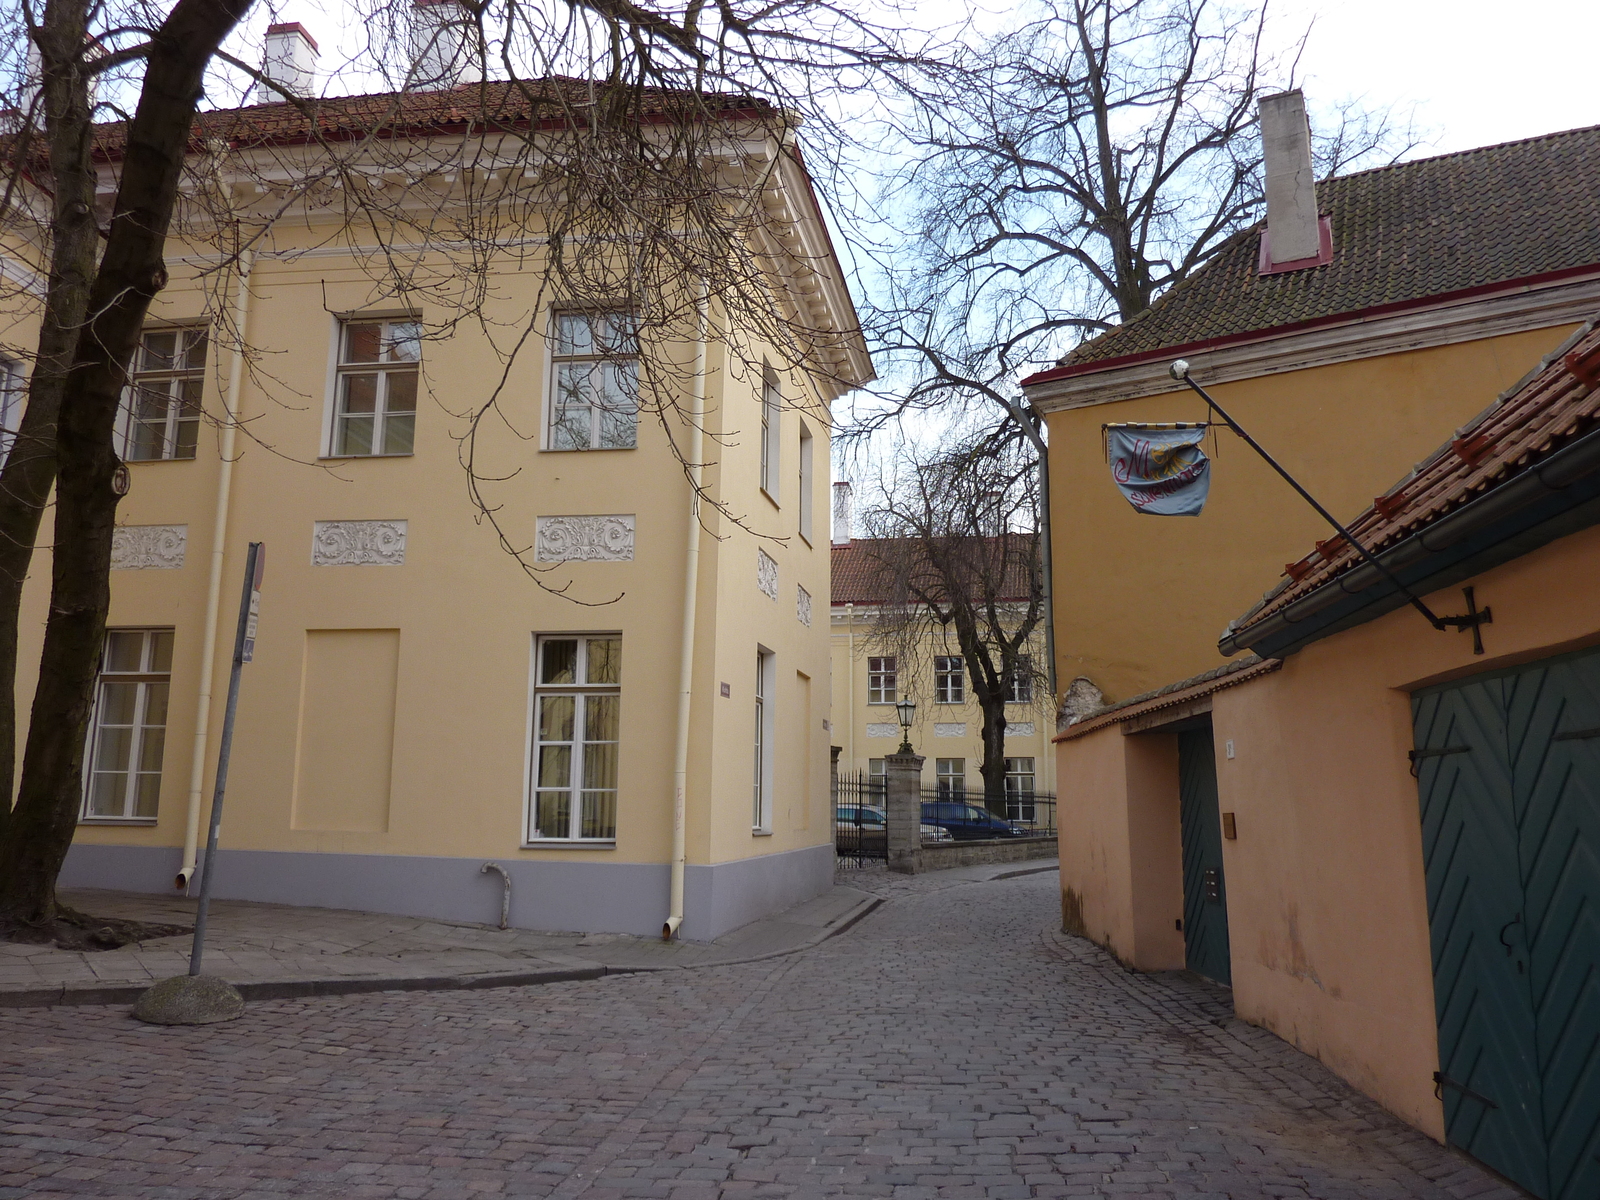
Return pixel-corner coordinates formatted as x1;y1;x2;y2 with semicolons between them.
1319;121;1600;187
1053;653;1282;741
1226;315;1600;636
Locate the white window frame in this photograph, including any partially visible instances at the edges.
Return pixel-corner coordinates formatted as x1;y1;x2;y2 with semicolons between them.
797;419;814;543
545;309;639;451
1007;656;1034;705
935;655;965;704
329;317;421;458
753;647;775;832
527;634;622;844
759;363;780;502
81;628;175;823
936;757;966;799
1005;757;1037;822
867;656;897;704
119;327;208;462
0;357;21;466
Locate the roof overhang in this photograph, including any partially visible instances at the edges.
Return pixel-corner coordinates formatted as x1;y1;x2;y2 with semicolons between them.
1023;266;1600;415
1220;421;1600;659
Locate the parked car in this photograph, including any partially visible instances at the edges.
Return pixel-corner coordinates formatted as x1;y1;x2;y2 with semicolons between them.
920;800;1030;841
835;805;954;854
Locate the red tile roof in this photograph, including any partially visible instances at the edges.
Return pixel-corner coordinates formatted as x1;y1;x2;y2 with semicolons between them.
1227;316;1600;636
1027;124;1600;383
830;536;1038;606
83;78;774;161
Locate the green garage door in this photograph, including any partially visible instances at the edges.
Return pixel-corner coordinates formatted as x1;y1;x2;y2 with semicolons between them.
1413;647;1600;1200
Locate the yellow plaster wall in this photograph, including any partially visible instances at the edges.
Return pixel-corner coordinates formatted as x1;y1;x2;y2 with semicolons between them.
1042;325;1580;703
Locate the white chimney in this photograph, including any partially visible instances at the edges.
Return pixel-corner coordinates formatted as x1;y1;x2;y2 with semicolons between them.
1259;90;1324;270
410;0;484;90
832;481;852;546
256;23;318;104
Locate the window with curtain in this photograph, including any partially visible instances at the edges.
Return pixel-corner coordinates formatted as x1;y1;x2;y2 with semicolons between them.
530;635;621;842
82;629;174;820
936;757;965;799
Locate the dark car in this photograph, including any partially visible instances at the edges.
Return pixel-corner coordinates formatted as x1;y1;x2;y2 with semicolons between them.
920;800;1029;840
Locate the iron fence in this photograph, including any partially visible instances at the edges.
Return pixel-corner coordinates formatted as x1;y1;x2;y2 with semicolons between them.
833;771;888;866
919;786;1057;841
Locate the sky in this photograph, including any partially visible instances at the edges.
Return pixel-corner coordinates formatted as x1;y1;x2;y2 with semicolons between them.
1272;0;1600;154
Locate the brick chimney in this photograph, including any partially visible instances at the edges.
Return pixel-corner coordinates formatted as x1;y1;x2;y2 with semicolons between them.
1258;90;1331;273
832;482;852;547
256;23;318;104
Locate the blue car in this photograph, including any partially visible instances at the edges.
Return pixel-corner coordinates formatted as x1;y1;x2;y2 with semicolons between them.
920;800;1029;840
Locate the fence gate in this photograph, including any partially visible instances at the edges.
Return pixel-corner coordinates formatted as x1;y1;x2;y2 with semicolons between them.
833;771;887;865
1413;646;1600;1200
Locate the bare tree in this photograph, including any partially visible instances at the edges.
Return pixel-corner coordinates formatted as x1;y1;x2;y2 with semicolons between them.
854;0;1409;432
0;0;925;938
859;433;1046;812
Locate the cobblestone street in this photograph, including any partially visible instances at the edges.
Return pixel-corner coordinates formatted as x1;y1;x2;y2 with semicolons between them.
1;870;1516;1199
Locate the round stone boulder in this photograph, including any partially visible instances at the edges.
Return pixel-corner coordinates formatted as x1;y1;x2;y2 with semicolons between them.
133;974;245;1025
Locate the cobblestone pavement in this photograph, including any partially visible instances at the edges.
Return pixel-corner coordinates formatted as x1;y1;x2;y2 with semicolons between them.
1;870;1517;1199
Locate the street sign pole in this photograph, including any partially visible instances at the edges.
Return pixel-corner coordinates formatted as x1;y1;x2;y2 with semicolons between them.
188;541;264;977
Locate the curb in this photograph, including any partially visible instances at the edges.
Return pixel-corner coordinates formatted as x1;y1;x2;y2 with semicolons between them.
0;893;887;1011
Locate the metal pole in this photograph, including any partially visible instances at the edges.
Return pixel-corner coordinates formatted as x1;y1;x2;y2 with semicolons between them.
189;541;264;977
1172;369;1449;631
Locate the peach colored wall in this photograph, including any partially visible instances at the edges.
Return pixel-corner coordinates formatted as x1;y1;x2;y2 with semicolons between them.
1041;325;1580;704
1123;733;1186;971
1058;518;1600;1144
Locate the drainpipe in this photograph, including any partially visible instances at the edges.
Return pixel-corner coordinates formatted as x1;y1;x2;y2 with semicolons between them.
664;278;708;940
177;248;253;891
846;602;855;770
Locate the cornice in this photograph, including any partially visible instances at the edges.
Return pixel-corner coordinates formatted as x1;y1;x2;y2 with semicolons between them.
1025;272;1600;415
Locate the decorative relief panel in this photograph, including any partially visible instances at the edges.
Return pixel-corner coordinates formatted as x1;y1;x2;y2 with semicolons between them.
865;722;899;739
535;514;635;562
796;585;812;627
312;520;407;566
111;524;187;570
934;723;967;738
757;549;778;600
1007;722;1037;737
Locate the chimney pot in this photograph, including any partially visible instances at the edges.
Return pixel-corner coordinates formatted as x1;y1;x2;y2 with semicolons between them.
832;481;852;546
258;23;318;103
1259;90;1327;271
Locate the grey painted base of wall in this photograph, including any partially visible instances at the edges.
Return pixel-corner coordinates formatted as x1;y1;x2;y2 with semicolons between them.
893;836;1060;875
59;841;836;942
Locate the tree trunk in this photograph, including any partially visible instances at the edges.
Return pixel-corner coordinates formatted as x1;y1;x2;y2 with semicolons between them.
0;0;255;933
0;0;99;847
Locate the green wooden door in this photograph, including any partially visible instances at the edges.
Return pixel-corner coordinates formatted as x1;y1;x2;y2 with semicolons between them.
1414;647;1600;1200
1179;728;1231;986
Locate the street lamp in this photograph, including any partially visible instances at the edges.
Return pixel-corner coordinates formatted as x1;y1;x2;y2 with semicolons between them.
895;697;917;754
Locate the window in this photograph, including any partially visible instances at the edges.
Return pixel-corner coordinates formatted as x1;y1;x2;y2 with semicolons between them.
753;648;774;831
1005;757;1037;822
1007;656;1034;705
867;656;896;704
123;328;206;461
333;318;419;456
936;757;965;799
530;635;621;842
759;363;780;499
83;629;174;821
548;310;638;451
868;757;886;803
0;358;21;465
935;656;965;704
797;420;814;542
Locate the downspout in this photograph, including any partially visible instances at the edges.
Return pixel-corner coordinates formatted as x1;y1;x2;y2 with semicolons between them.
664;278;708;940
177;247;253;891
846;602;855;771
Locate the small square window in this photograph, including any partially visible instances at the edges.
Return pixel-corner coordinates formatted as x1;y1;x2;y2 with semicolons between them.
867;656;896;704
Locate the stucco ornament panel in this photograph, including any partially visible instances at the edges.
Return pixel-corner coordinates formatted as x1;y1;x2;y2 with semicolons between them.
1007;722;1037;737
757;549;778;600
535;514;636;562
796;585;812;626
111;524;187;570
312;520;408;566
934;723;967;738
865;722;899;739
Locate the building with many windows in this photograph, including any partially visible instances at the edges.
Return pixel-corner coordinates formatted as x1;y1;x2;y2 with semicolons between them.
3;31;870;940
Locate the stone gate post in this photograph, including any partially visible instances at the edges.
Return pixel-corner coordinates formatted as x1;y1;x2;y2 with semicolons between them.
885;752;924;874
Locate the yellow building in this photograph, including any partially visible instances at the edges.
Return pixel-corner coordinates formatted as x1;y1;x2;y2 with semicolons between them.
826;506;1056;809
1024;100;1600;706
6;40;871;939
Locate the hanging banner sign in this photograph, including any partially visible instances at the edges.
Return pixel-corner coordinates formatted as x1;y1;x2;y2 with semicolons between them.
1105;423;1211;516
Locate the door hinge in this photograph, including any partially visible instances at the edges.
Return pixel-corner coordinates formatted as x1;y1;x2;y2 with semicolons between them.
1434;1071;1498;1109
1409;746;1470;777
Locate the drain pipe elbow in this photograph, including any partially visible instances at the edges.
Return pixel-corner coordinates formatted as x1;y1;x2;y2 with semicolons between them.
175;865;195;892
662;914;682;941
480;862;511;929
